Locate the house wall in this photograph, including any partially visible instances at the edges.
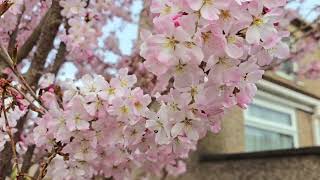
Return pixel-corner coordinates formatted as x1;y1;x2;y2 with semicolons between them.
296;109;315;147
264;46;320;98
197;99;317;155
198;107;245;154
264;72;320;98
172;155;320;180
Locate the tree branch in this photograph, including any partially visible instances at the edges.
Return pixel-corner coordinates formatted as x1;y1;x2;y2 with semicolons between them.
1;88;21;178
8;4;25;58
21;145;36;174
0;0;13;16
16;7;51;64
49;42;67;76
26;0;63;86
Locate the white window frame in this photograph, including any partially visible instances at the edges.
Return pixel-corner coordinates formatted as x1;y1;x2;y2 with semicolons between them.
244;97;299;150
312;107;320;146
312;118;320;145
275;61;298;81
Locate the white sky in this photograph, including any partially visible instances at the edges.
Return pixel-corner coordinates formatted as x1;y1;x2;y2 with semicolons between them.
287;0;320;21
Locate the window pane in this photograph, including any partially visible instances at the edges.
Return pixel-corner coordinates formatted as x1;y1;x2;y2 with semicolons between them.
245;126;294;152
280;61;294;75
247;104;292;125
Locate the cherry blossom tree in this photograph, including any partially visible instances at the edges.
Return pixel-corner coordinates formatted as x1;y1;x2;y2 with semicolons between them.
0;0;318;179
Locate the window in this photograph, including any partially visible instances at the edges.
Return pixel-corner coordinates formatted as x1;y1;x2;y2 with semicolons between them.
276;61;298;80
244;98;298;152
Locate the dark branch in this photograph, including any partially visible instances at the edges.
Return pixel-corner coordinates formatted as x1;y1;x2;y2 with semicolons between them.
16;7;51;64
26;0;63;86
8;5;25;58
49;42;67;76
21;145;36;174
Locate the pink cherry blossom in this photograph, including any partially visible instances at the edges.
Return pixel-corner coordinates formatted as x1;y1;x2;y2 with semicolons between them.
0;0;300;179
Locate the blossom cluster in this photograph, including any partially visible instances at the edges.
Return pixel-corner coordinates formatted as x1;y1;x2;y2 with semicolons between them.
0;0;293;179
141;0;289;79
34;69;193;179
59;0;137;75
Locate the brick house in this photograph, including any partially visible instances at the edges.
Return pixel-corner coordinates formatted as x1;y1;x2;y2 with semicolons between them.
172;60;320;180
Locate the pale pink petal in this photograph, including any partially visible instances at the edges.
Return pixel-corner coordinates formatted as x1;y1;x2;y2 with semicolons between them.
274;42;289;59
186;0;203;10
145;119;157;129
225;44;243;58
200;5;220;21
156;129;170;145
248;0;263;16
171;123;184;138
158;49;174;64
214;0;231;9
246;26;260;44
247;70;264;83
76;120;90;130
211;120;222;133
257;50;272;66
144;60;168;76
185;127;199;141
85;103;97;116
263;0;286;8
66;120;76;131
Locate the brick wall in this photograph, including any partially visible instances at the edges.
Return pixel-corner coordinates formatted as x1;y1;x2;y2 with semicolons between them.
198;107;245;154
170;148;320;180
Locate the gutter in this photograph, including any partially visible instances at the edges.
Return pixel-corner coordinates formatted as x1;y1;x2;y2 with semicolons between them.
199;147;320;163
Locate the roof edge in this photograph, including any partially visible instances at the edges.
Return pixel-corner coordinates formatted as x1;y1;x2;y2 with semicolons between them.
199;147;320;163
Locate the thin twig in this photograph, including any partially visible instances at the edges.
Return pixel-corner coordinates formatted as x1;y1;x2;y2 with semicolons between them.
8;4;25;57
8;86;45;115
36;143;64;180
0;42;48;112
2;88;21;177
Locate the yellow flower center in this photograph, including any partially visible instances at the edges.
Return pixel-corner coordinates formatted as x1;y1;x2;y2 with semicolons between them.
191;86;198;97
107;88;116;95
175;62;186;73
217;57;227;64
134;101;142;110
267;47;276;54
89;85;96;92
227;35;236;44
170;103;179;111
164;36;179;49
184;41;195;49
182;118;193;126
75;114;81;124
120;106;129;114
204;0;214;5
253;17;263;26
220;10;231;20
162;5;172;14
201;31;212;44
120;79;128;87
